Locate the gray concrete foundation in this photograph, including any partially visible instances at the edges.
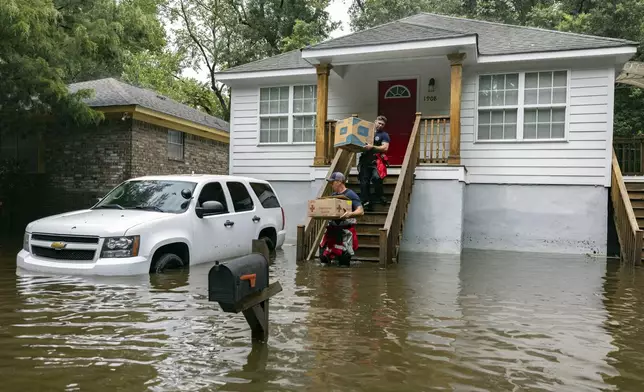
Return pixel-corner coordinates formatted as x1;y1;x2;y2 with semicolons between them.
463;184;607;255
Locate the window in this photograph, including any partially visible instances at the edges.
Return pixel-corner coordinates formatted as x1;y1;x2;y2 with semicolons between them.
477;71;568;141
95;180;197;213
259;85;317;144
384;85;411;99
227;182;254;212
198;182;229;214
168;130;184;160
250;182;281;208
293;86;316;143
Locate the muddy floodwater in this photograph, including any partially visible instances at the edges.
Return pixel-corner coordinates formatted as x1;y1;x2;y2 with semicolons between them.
1;244;644;391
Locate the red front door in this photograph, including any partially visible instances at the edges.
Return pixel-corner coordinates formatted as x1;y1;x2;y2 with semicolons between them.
377;79;417;166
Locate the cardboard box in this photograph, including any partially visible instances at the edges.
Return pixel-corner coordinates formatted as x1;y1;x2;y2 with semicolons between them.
334;116;375;152
307;195;352;219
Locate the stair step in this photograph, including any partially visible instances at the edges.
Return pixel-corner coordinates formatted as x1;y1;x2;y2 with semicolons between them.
626;182;644;191
360;212;388;225
348;175;399;185
353;256;380;262
631;200;644;208
354;246;380;258
357;233;380;246
356;223;384;234
349;183;397;195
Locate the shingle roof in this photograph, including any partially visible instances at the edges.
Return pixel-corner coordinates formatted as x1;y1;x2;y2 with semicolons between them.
69;78;229;132
217;50;311;73
220;12;637;75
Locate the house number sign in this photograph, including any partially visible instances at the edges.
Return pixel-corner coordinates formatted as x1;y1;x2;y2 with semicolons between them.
423;95;438;102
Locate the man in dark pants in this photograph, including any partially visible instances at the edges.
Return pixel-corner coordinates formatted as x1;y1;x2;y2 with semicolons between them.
358;115;390;212
319;172;364;267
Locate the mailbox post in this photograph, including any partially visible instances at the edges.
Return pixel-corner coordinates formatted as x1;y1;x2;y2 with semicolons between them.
208;240;283;343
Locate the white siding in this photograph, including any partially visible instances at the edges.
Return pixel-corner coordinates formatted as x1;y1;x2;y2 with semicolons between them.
229;87;316;181
461;66;614;186
228;59;616;186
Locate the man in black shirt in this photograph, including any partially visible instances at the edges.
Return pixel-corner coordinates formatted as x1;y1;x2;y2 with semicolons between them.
358;115;390;211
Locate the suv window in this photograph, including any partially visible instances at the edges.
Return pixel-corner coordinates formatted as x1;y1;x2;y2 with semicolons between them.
250;182;281;208
226;182;254;212
198;182;229;213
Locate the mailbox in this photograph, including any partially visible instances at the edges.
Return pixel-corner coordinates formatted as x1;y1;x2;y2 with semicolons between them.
208;253;269;312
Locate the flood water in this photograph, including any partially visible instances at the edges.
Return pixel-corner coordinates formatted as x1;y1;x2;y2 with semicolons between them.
1;243;644;391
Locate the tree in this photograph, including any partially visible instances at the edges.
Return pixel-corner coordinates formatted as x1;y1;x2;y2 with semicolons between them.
0;0;167;128
122;50;226;118
164;0;339;120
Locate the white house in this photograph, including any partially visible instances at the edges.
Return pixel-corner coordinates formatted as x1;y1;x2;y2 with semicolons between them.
216;13;637;257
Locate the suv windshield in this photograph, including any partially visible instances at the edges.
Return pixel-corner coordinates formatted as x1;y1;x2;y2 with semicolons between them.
94;180;197;213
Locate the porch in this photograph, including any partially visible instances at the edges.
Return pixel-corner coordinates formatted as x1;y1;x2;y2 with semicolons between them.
311;51;469;167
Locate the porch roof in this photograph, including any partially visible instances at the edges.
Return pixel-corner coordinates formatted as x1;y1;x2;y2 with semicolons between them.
217;12;637;80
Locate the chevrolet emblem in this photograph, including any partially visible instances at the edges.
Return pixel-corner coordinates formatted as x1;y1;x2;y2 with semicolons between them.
51;242;67;250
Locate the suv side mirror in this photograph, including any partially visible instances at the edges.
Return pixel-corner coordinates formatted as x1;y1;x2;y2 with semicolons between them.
196;200;225;218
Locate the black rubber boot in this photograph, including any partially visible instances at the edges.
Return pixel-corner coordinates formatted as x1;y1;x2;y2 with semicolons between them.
338;252;351;267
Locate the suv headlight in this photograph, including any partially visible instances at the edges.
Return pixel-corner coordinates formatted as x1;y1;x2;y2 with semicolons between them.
101;236;140;258
23;232;30;252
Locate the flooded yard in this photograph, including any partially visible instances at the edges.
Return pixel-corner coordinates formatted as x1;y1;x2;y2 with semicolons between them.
0;244;643;391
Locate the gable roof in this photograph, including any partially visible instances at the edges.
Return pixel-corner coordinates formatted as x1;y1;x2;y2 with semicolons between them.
219;12;637;75
69;78;229;132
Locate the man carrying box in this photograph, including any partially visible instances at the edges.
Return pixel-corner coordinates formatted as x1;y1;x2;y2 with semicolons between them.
358;115;390;212
319;172;364;266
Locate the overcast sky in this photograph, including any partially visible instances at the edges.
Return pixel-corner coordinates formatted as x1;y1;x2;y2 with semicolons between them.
180;0;352;81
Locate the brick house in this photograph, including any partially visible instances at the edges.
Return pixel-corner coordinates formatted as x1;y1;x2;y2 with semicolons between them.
0;78;229;232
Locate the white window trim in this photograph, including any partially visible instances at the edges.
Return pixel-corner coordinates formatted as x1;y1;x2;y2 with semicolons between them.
474;69;571;143
167;130;185;160
384;84;412;99
257;84;317;146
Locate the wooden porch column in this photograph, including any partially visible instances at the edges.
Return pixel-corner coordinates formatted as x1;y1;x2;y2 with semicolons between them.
447;53;466;165
314;64;332;166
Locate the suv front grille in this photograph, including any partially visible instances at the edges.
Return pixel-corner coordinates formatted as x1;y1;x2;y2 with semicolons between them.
32;246;96;261
31;233;99;244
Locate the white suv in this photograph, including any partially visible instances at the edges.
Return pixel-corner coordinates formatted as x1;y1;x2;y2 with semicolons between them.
17;175;286;276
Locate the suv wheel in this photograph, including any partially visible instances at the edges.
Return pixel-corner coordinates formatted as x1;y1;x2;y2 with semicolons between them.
152;253;185;274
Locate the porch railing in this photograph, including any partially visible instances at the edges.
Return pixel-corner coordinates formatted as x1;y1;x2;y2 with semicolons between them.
419;116;450;164
611;149;643;265
296;148;356;261
323;120;337;165
378;112;422;265
614;137;644;176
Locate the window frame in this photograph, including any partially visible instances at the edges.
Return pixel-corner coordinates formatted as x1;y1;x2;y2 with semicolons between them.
167;130;185;161
474;69;571;143
226;181;256;213
257;84;317;146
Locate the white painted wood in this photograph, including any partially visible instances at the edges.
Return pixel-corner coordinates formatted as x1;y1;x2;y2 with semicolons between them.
227;59;618;186
461;66;615;186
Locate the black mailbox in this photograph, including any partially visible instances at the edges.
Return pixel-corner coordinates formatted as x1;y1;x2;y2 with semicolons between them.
208;253;269;312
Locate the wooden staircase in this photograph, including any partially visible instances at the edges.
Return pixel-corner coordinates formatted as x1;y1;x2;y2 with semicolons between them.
296;113;423;266
347;173;399;262
611;150;644;264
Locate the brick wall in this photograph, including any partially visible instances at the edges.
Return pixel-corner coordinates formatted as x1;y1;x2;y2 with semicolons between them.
44;117;133;211
130;120;229;177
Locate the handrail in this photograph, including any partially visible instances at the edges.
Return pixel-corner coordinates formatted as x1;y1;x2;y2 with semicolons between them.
613;137;644;176
419;116;450;164
611;149;643;264
323;120;337;165
378;112;423;265
296;147;356;261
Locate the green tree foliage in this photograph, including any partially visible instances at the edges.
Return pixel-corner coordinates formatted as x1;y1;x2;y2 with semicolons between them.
349;0;644;136
165;0;339;120
122;50;226;119
0;0;166;127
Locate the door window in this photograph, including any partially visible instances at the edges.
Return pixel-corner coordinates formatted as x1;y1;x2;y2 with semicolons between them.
197;182;229;213
226;182;255;212
250;182;281;208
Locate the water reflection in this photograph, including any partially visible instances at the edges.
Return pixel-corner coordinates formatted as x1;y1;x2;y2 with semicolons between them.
1;246;644;391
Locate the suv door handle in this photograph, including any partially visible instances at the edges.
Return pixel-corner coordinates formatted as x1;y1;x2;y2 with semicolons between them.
252;216;261;223
224;220;234;227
